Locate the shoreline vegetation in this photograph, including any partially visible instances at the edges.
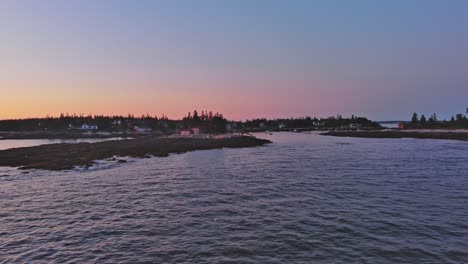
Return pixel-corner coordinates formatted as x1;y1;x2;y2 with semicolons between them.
0;136;271;171
402;112;468;129
0;111;383;137
2;110;466;138
319;111;468;141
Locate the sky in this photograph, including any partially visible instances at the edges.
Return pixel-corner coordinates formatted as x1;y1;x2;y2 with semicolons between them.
1;0;467;121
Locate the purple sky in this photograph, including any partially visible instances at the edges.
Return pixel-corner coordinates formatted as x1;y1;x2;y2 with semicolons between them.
1;0;467;120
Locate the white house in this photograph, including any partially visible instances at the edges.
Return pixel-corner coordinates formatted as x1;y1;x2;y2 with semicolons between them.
80;124;98;130
133;126;151;133
313;121;324;127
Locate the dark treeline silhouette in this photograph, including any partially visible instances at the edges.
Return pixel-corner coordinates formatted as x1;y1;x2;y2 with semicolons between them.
182;110;228;133
0;111;227;133
0;113;170;132
241;115;381;131
404;112;468;129
0;112;381;133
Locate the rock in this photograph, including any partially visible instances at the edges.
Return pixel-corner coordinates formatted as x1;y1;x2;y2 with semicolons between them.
0;136;271;171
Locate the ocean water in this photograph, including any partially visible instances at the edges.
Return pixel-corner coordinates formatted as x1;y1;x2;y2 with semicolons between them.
0;138;129;151
0;133;467;263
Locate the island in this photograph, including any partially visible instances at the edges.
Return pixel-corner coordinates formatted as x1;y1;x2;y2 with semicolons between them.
320;112;468;141
0;136;271;171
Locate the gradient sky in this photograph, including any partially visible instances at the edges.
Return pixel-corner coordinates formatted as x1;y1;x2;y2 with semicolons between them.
1;0;467;120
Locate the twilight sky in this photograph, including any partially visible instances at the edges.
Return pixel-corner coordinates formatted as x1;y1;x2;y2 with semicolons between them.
1;0;467;121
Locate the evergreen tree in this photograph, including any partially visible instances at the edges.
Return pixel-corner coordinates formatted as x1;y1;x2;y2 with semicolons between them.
428;113;435;126
193;110;200;122
411;113;419;127
420;115;427;127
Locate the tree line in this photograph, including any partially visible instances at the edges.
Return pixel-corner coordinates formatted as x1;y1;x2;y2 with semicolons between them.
182;110;228;133
241;115;381;130
0;111;227;133
406;112;467;129
0;111;382;133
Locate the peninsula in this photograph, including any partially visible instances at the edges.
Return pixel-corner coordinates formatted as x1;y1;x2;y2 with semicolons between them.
321;112;468;141
321;130;468;141
0;136;271;171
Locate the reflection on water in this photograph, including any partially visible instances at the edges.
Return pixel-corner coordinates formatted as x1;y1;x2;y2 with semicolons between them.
0;133;467;263
0;137;129;150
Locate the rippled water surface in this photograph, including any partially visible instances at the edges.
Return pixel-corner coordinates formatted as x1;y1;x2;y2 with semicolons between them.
1;133;467;263
0;138;129;150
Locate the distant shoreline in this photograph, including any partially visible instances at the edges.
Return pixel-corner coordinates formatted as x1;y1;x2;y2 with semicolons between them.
0;136;271;171
320;130;468;141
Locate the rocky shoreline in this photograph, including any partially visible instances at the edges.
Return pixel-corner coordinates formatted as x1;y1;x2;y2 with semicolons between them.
0;136;271;171
321;130;468;141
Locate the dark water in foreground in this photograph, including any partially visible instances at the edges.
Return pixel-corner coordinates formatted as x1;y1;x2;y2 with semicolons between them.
1;133;467;263
0;137;129;151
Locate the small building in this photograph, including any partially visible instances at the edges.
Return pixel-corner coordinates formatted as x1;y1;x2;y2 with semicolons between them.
134;126;151;133
80;124;98;130
279;123;286;129
180;130;191;136
313;121;324;127
180;127;201;136
398;122;406;129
